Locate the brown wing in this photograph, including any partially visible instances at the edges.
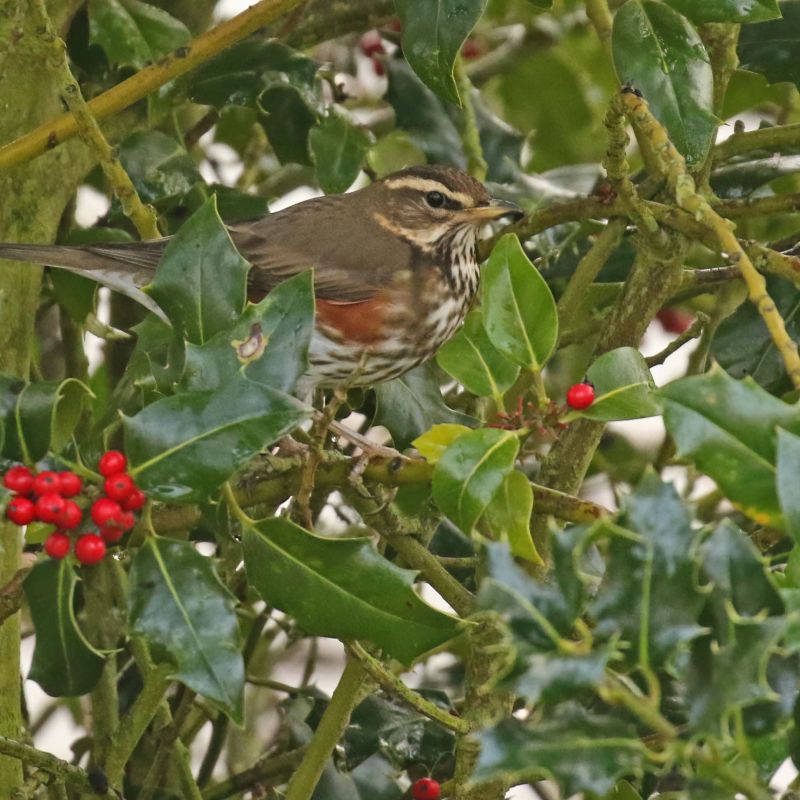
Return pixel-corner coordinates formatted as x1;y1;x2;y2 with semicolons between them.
229;192;415;302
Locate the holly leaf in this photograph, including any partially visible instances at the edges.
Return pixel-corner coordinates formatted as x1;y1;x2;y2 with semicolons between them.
739;2;800;88
182;272;314;395
0;376;91;463
258;85;318;166
117;131;200;207
569;347;660;422
89;0;189;69
664;0;780;23
437;310;520;401
483;470;542;565
612;0;716;165
129;537;244;723
591;473;705;667
310;110;374;194
24;560;105;697
373;365;475;450
432;427;519;535
474;705;646;796
124;375;309;502
190;40;318;108
660;366;800;527
481;234;558;371
242;517;460;665
777;428;800;543
148;196;250;345
412;423;471;463
394;0;489;105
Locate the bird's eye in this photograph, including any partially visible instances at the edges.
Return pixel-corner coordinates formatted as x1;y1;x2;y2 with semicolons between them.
425;191;445;208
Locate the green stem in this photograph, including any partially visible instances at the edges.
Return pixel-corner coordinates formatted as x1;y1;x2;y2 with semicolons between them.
284;657;373;800
0;736;94;792
104;645;172;789
346;643;470;733
201;748;306;800
454;56;488;182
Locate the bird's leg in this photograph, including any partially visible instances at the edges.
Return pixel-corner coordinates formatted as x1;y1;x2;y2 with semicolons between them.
292;387;347;529
328;419;409;462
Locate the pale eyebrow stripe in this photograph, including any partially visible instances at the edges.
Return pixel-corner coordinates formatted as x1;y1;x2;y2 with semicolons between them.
383;177;473;206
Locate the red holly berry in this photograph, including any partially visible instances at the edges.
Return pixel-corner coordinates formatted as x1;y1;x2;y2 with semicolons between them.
55;499;82;530
91;498;122;527
100;523;125;544
371;56;385;76
57;471;82;498
44;532;71;560
412;778;441;800
104;473;135;502
360;30;385;57
35;493;66;523
32;471;60;496
120;510;136;530
6;495;36;525
566;382;595;410
98;450;127;477
656;307;694;335
122;488;146;511
3;465;34;495
75;534;106;565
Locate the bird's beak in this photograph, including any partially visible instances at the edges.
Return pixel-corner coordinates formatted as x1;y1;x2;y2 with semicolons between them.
465;198;524;222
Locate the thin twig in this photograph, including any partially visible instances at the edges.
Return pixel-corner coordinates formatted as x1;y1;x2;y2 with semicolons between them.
645;313;709;367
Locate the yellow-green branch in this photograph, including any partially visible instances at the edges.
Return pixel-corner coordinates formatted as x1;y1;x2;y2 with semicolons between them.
621;89;800;390
0;0;303;173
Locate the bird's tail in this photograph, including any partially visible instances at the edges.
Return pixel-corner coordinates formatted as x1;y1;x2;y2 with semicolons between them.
0;241;168;319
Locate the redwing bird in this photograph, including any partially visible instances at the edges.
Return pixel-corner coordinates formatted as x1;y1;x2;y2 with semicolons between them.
0;165;522;391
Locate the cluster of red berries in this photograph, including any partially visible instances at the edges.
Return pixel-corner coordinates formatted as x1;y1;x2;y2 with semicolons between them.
566;382;595;410
412;778;440;800
3;451;146;565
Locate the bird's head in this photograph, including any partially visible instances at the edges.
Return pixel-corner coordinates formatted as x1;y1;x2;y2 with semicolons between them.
365;165;523;251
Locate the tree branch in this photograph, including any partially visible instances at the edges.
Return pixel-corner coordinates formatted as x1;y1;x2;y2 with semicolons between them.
0;0;305;173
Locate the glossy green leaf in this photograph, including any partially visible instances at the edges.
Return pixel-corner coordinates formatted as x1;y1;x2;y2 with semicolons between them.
0;376;91;463
242;517;459;664
437;311;520;400
210;184;270;223
182;272;314;394
778;428;800;543
258;85;318;166
190;40;318;108
148;196;250;345
432;427;519;535
478;533;587;652
612;0;716;165
129;537;244;722
474;705;645;795
685;618;788;733
713;276;800;395
117;131;200;206
124;375;309;502
513;647;614;705
571;347;660;422
89;0;189;69
483;470;541;564
660;366;800;526
394;0;488;105
700;520;784;631
373;365;475;450
739;2;800;87
664;0;780;22
711;154;800;199
592;473;705;666
386;59;466;169
310;110;373;194
345;692;455;770
367;131;427;179
481;234;558;371
412;423;471;463
24;560;104;697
